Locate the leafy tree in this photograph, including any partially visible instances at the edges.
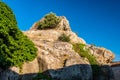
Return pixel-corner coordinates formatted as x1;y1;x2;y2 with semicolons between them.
37;12;60;29
0;2;37;69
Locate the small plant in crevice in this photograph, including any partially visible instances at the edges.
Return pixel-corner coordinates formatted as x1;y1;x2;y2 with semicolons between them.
58;33;70;42
72;43;101;78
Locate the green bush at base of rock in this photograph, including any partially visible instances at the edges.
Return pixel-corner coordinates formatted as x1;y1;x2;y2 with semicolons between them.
0;2;37;69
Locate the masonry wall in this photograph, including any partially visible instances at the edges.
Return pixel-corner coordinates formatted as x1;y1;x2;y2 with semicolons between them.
112;66;120;80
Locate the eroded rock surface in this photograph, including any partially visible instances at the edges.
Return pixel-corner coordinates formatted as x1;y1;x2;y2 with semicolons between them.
87;45;115;65
0;16;115;80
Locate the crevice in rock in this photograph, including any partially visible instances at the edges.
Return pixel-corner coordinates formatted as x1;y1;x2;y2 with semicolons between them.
63;59;67;67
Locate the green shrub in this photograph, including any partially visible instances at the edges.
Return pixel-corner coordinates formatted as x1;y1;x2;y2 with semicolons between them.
58;33;70;42
72;43;98;64
72;43;101;77
37;12;60;29
0;2;37;69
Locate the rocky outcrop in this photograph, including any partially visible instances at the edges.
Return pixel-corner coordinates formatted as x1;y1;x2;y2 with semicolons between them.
23;31;92;80
25;30;86;44
0;40;92;80
0;16;116;80
55;16;71;31
87;45;115;65
30;16;71;31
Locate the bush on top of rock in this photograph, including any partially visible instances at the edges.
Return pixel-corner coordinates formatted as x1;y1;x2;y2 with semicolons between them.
37;12;61;30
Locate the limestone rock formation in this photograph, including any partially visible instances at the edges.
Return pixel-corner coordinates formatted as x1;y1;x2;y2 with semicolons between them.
23;31;92;80
30;16;71;31
0;15;116;80
87;45;115;65
55;16;71;31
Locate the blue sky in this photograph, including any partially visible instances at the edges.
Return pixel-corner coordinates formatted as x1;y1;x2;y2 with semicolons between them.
2;0;120;61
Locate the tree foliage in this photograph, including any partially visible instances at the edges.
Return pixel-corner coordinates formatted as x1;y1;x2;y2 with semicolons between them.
0;2;37;69
37;12;60;29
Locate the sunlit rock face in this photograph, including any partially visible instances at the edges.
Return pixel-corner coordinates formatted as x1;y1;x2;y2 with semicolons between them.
87;45;115;65
23;30;92;80
0;10;115;80
30;16;71;31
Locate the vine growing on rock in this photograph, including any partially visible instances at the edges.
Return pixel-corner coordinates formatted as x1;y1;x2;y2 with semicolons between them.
0;2;37;69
